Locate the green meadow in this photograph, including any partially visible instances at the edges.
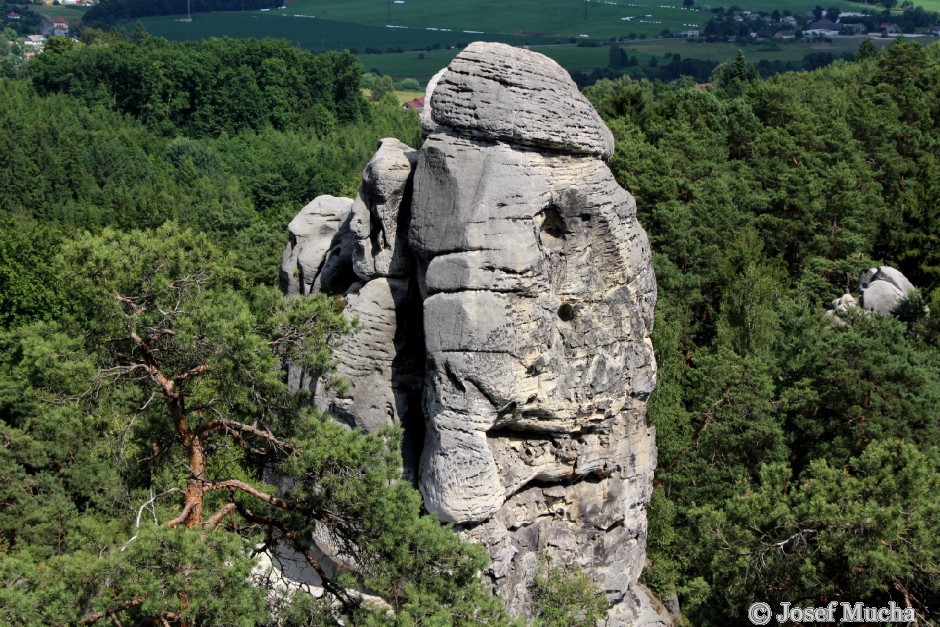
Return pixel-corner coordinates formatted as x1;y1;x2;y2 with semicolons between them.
137;0;867;51
135;0;889;82
138;12;538;52
902;0;940;9
357;38;877;82
35;4;88;25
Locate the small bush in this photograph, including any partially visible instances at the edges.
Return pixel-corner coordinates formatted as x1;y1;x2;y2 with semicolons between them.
530;561;607;627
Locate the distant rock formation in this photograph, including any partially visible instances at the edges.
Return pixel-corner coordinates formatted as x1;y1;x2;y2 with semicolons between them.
827;266;916;319
859;266;915;315
281;42;666;625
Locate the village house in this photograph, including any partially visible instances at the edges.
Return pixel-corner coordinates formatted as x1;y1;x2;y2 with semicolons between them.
841;23;867;36
881;23;902;36
24;34;45;47
53;18;69;36
804;20;841;37
402;96;425;112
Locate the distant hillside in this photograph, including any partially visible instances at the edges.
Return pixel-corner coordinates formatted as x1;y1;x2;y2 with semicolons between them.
120;0;934;83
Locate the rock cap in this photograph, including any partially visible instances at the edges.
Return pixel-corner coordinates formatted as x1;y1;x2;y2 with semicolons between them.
426;42;615;159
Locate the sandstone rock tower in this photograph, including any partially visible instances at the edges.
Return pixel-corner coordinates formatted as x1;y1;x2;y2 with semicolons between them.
281;42;665;625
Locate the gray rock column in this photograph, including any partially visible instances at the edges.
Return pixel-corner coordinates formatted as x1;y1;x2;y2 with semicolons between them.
409;42;662;624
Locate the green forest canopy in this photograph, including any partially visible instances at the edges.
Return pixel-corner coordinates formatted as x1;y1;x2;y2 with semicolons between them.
0;32;938;625
585;40;940;624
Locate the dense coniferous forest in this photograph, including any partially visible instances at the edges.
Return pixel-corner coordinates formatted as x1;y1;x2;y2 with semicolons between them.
586;40;940;624
0;29;938;625
0;33;511;625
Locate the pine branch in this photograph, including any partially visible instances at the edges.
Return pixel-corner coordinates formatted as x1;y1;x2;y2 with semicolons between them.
195;417;297;455
204;503;237;529
236;504;358;613
78;596;144;625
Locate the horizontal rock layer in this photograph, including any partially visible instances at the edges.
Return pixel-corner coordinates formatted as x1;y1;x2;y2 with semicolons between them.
426;41;614;159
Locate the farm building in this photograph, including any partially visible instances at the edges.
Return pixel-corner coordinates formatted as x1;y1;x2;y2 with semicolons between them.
804;20;840;37
403;96;425;112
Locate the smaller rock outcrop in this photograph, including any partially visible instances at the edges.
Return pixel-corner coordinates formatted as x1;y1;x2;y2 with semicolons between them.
830;293;859;313
280;196;356;296
280;140;425;479
859;266;915;315
826;265;916;319
350;138;418;280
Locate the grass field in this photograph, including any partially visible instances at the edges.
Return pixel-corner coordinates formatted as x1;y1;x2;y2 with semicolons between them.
138;0;868;52
902;0;940;8
134;0;909;83
139;13;537;53
361;88;425;103
280;0;865;39
36;4;87;25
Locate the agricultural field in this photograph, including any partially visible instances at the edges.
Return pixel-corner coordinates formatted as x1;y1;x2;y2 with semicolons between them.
135;0;891;82
35;4;87;26
358;37;880;82
903;0;940;8
138;12;535;52
138;0;868;50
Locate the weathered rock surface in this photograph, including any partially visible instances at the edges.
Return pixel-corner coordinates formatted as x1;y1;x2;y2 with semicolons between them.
281;42;666;625
826;266;917;319
860;266;915;315
281;143;425;479
830;293;858;312
350;138;418;280
280;195;356;296
424;42;614;158
412;42;658;624
859;266;914;295
862;280;906;315
315;278;424;461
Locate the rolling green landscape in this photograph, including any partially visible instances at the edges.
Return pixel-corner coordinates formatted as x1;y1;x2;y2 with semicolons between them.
139;0;865;44
2;33;939;624
129;0;894;80
2;0;940;617
354;37;880;81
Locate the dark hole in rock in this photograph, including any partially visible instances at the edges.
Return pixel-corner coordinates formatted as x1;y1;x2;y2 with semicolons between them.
580;213;592;222
538;206;567;251
557;303;575;321
543;224;563;238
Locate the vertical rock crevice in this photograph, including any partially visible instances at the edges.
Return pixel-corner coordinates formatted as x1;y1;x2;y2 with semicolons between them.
281;138;426;481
